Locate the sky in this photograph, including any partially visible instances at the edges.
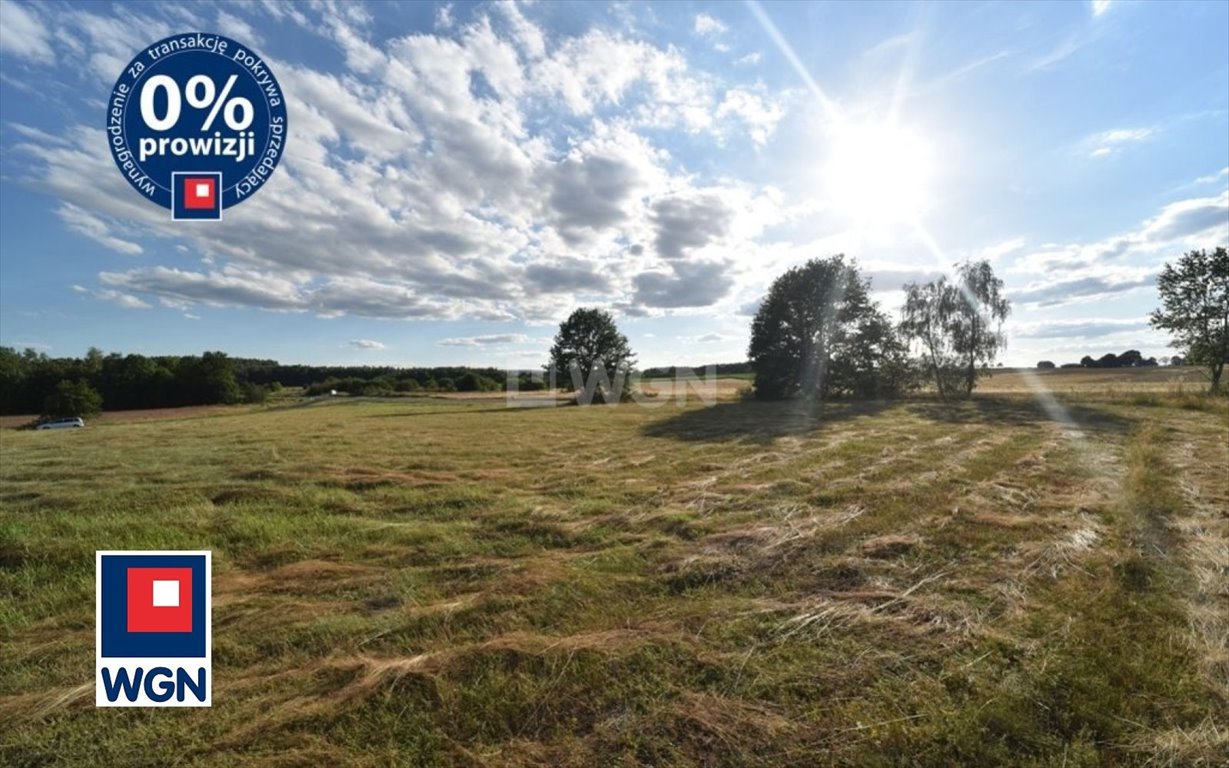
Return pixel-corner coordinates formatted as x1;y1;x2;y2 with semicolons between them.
0;0;1226;369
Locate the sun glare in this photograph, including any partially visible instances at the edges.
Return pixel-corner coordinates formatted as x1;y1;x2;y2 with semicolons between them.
822;118;934;228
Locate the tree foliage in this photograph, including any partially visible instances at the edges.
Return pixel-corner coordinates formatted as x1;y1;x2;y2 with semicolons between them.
900;260;1010;399
43;379;102;418
749;255;913;400
547;308;636;400
1149;247;1229;391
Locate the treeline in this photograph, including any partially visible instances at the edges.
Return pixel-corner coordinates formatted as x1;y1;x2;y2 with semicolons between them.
0;346;553;414
639;362;752;378
1035;349;1163;369
0;348;262;415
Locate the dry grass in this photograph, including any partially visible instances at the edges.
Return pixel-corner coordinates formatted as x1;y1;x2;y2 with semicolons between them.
1;379;1226;766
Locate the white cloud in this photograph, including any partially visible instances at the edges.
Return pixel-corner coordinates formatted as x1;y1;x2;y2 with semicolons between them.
1091;0;1113;17
982;237;1026;262
438;334;530;347
346;339;386;350
694;13;728;37
73;285;151;310
216;10;261;47
716;88;786;145
56;205;143;255
735;52;761;66
1193;167;1229;185
1012;317;1148;338
1008;190;1228;306
0;2;53;63
13;2;791;325
1088;127;1153;157
1028;36;1080;72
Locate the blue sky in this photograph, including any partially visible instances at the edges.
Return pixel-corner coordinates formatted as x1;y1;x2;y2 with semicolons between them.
1;0;1226;368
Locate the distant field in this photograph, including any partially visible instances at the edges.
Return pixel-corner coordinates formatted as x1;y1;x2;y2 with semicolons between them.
978;365;1212;393
1;378;1227;765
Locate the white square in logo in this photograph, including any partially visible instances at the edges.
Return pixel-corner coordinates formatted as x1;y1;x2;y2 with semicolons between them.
195;183;210;198
152;579;180;607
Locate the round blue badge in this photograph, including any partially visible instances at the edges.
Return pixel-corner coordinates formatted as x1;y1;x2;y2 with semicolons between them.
106;33;287;220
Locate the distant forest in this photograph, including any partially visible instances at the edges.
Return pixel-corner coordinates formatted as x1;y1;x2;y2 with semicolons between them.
0;346;751;415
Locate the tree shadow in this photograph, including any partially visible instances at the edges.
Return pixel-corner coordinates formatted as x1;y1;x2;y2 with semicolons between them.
641;394;1136;444
640;398;895;444
902;396;1136;435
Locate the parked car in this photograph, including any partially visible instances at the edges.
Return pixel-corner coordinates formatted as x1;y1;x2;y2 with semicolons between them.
35;417;85;430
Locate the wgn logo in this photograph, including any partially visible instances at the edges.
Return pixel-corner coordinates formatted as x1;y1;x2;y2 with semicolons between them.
96;551;211;707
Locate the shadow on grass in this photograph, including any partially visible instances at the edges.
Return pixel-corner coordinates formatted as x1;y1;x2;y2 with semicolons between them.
641;398;895;444
642;394;1136;444
903;397;1136;434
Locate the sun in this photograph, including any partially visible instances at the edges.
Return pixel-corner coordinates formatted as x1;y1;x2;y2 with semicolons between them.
822;118;934;229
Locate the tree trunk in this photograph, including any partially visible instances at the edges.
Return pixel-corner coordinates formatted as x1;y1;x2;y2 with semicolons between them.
965;314;978;397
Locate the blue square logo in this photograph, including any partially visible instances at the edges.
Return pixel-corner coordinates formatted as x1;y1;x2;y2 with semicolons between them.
96;550;212;707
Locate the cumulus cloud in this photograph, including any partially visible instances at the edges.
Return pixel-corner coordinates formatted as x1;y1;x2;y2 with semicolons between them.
652;194;731;259
15;2;788;323
346;339;386;350
633;259;734;308
524;257;613;294
694;13;728;37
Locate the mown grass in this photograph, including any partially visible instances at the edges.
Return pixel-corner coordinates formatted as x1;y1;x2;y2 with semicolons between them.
1;389;1226;766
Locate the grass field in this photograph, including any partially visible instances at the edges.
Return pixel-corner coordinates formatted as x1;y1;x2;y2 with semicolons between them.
1;372;1227;765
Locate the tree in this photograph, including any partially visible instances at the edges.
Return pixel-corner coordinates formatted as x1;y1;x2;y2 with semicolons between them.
547;308;636;402
1037;361;1056;370
43;379;103;418
749;255;910;400
900;260;1011;399
1080;355;1097;368
456;371;498;392
1150;247;1229;391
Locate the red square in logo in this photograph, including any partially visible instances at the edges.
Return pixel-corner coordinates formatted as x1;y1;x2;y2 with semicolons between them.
127;567;193;633
182;177;216;210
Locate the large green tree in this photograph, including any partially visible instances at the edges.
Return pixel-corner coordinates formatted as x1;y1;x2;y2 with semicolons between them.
43;379;103;418
547;308;636;402
749;255;911;400
900;259;1010;399
1150;246;1229;392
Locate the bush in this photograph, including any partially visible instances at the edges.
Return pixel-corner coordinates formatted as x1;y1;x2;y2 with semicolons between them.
1037;361;1056;370
240;381;269;404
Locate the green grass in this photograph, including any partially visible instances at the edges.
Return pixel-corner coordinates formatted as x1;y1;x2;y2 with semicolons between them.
1;391;1226;766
